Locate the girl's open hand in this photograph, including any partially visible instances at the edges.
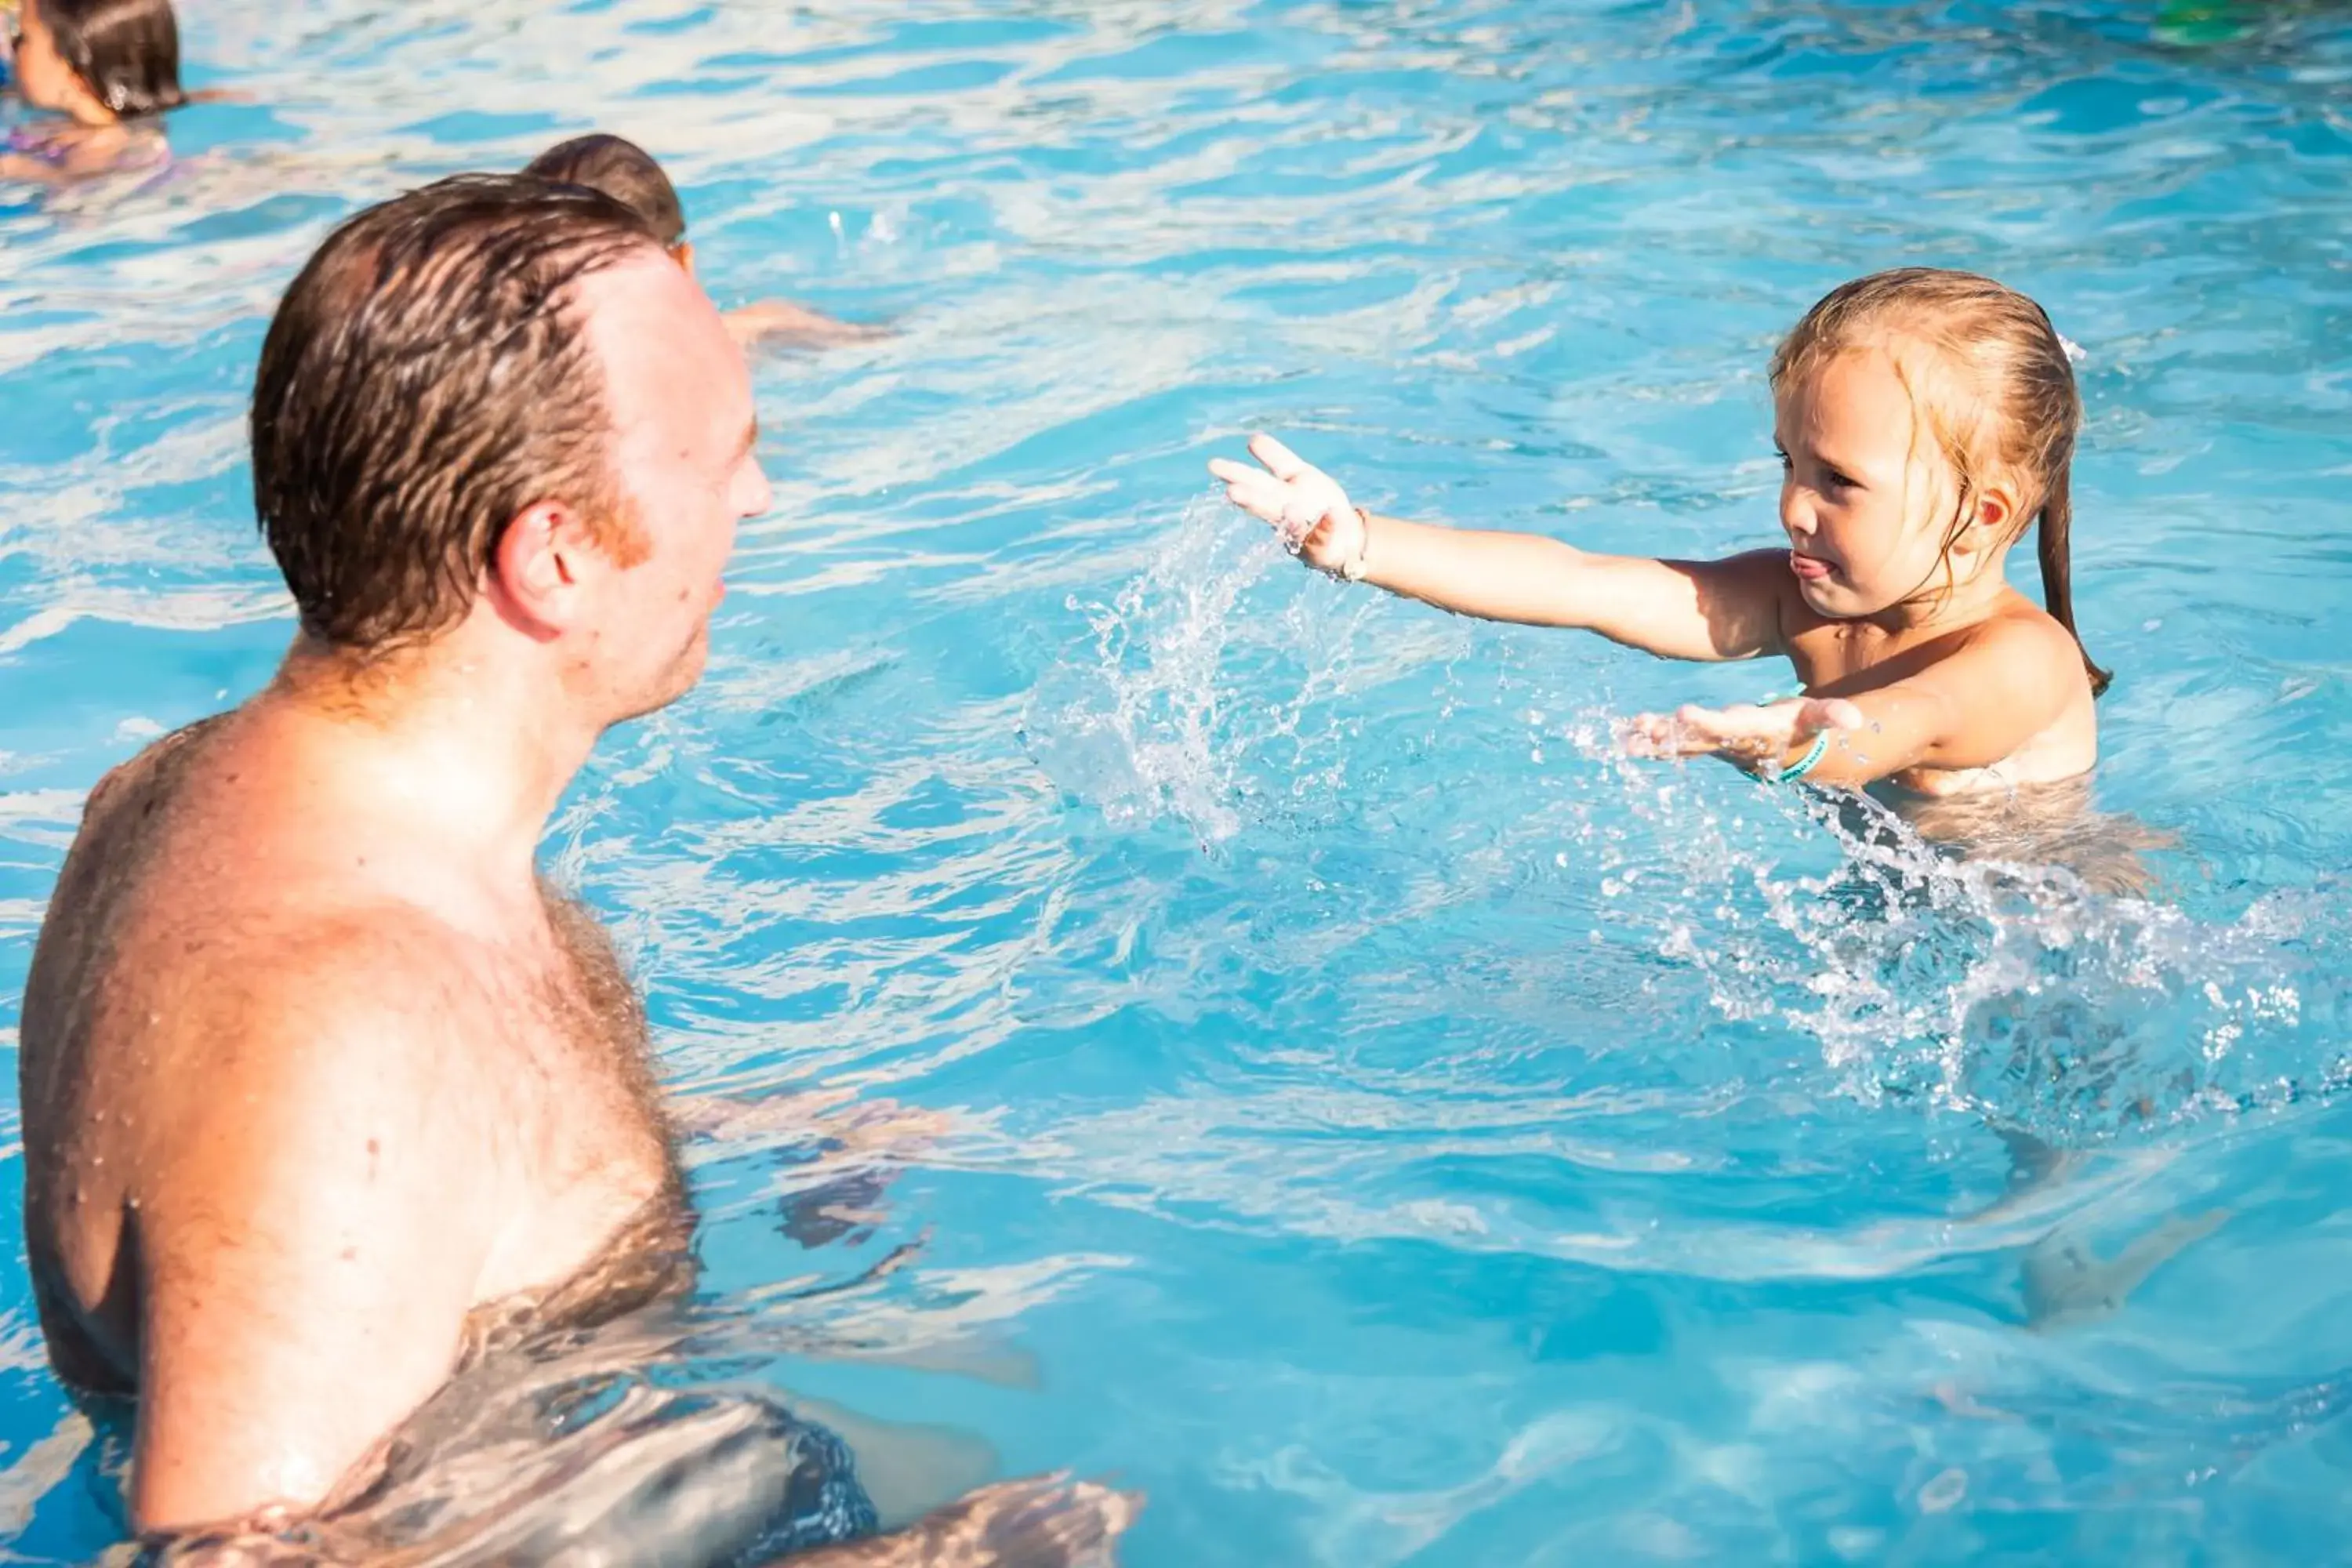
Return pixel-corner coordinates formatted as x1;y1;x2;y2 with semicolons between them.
1208;435;1367;575
1621;695;1866;778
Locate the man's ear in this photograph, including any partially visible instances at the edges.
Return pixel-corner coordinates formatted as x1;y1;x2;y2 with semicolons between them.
484;499;593;641
671;240;697;278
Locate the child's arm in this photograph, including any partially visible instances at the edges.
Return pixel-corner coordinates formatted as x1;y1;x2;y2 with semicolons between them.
0;127;151;185
723;299;891;349
0;152;66;185
1210;435;1787;662
1347;514;1791;661
1625;613;2084;786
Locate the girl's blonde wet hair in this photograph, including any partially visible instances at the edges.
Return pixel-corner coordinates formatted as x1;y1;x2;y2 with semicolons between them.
1769;267;2110;696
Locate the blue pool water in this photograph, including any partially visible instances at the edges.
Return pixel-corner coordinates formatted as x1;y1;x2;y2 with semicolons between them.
5;0;2352;1559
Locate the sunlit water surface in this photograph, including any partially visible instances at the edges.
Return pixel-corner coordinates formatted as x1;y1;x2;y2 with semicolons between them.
4;0;2351;1560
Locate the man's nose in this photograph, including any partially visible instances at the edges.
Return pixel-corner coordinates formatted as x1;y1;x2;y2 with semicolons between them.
743;465;775;520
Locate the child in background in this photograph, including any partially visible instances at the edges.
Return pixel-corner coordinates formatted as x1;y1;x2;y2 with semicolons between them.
524;133;887;350
1211;267;2105;797
2;0;182;183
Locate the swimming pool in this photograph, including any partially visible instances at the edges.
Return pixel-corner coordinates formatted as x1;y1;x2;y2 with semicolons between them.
4;0;2350;1559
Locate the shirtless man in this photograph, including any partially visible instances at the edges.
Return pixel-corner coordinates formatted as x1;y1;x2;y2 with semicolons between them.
16;175;1128;1564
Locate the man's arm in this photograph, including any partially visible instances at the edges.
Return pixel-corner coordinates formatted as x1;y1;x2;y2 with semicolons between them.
136;1475;1139;1566
130;935;501;1532
783;1476;1138;1567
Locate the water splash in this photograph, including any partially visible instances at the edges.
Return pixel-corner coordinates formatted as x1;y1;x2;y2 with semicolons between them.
1029;513;2347;1144
1022;495;1371;845
1571;730;2349;1139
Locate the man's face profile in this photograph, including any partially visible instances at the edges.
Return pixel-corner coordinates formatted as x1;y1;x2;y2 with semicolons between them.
571;251;770;719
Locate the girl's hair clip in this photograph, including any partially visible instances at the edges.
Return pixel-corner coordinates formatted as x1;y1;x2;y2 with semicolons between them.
2059;334;2087;366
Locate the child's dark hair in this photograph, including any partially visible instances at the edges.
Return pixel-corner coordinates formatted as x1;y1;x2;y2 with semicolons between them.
45;0;185;118
1771;267;2111;697
522;135;685;249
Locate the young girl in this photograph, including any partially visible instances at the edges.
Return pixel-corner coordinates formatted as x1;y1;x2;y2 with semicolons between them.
1210;267;2107;797
523;133;887;350
2;0;183;183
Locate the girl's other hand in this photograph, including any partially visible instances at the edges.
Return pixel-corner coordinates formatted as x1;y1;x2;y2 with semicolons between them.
1208;434;1367;575
1621;695;1865;777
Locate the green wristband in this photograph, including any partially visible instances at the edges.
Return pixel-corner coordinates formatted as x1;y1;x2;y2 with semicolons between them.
1774;731;1830;784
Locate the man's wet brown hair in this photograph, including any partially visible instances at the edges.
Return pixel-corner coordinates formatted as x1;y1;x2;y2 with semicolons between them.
42;0;185;118
252;173;661;651
1771;267;2111;696
523;134;686;249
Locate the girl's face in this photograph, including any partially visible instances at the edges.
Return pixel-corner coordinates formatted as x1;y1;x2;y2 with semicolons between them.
1773;347;1969;621
9;0;89;114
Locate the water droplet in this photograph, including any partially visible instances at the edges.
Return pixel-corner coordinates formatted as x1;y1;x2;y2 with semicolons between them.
1918;1467;1966;1513
1828;1526;1884;1561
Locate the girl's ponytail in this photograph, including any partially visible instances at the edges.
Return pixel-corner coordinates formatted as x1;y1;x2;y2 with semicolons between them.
2035;466;2111;696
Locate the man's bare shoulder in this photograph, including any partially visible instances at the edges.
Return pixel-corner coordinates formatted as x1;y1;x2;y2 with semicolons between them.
120;904;521;1280
152;919;486;1129
65;714;502;1024
172;904;513;1091
109;911;485;1154
221;906;492;1018
78;714;233;823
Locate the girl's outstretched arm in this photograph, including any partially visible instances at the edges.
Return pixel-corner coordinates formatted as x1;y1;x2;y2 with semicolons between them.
1210;434;1787;662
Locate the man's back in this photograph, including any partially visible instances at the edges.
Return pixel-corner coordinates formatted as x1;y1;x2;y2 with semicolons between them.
18;695;681;1519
